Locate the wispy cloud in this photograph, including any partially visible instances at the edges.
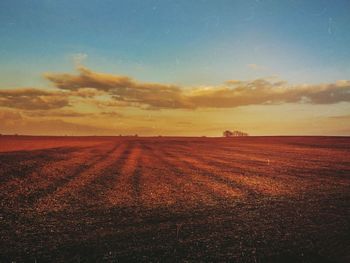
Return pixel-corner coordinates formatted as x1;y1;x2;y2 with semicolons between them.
247;63;265;71
72;53;88;65
0;110;116;135
328;114;350;120
99;111;124;117
23;110;91;118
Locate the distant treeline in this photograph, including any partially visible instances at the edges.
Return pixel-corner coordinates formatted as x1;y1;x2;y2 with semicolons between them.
223;130;249;137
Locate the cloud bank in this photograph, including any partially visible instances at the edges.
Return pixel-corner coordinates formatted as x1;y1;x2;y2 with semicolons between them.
1;67;350;136
44;66;350;110
1;66;349;113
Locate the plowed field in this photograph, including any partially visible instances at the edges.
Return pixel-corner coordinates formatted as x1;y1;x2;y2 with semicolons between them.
0;136;349;262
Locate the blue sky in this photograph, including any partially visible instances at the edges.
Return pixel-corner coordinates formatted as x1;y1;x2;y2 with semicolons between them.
1;0;350;87
0;0;350;136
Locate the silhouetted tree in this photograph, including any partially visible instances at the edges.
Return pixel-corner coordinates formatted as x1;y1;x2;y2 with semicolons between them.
223;130;233;137
223;130;248;137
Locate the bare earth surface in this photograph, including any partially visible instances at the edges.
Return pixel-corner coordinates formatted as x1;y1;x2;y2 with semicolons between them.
0;136;349;262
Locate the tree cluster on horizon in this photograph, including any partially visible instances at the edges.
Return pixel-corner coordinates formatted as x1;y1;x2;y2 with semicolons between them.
223;130;249;137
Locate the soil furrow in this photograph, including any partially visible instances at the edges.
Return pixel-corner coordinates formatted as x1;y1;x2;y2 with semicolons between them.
34;143;125;211
106;143;142;207
149;145;243;202
73;143;133;208
141;143;216;206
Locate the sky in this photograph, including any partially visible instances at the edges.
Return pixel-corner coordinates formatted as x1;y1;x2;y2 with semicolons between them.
0;0;350;136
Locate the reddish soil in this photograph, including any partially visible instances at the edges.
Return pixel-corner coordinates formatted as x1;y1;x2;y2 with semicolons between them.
0;136;349;262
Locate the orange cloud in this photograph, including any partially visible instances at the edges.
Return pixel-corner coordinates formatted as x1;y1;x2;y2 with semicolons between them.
0;88;69;110
2;67;349;115
45;66;192;109
187;80;350;107
44;67;350;109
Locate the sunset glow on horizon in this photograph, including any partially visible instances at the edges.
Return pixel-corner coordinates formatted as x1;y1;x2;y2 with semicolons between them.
1;0;350;136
